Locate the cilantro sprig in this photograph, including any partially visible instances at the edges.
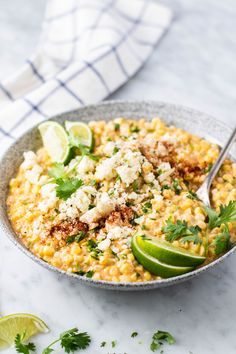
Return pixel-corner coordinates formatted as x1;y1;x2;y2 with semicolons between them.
205;200;236;230
48;162;83;200
162;218;202;244
42;328;91;354
15;328;91;354
15;333;36;354
213;225;231;255
150;330;175;352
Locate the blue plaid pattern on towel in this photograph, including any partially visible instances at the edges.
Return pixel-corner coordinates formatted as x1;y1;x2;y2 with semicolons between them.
0;0;172;153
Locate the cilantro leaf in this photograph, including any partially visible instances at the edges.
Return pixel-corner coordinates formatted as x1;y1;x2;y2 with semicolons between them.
85;270;94;278
55;178;83;200
132;179;139;192
60;328;91;352
111;340;117;348
131;331;138;338
213;225;231;255
142;201;152;214
43;328;91;354
114;123;120;131
205;201;236;229
100;341;106;347
181;225;202;245
66;231;87;244
186;190;199;200
15;333;36;354
150;330;175;352
87;239;103;259
173;179;182;195
130;125;140;133
48;162;67;180
162;219;202;244
68;133;100;161
162;218;188;242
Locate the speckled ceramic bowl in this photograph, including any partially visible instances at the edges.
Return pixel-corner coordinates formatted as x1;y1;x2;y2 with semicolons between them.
0;100;235;291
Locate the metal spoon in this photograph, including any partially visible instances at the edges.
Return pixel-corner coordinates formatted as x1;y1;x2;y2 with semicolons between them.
196;126;236;207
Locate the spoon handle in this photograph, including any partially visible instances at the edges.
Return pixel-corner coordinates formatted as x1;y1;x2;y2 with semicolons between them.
205;127;236;191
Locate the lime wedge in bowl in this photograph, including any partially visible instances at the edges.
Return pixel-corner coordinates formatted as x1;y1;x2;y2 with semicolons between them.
0;313;49;348
131;235;194;278
136;234;206;267
38;121;71;163
65;121;94;151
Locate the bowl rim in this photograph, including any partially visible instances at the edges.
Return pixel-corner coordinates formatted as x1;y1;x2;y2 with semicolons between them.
0;99;235;290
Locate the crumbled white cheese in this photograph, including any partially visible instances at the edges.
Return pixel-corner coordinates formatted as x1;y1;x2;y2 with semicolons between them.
142;135;156;147
106;226;133;240
117;165;137;186
78;156;95;174
144;172;155;184
158;162;171;171
59;186;96;218
158;168;175;182
157;142;168;156
117;150;144;186
21;151;37;169
25;165;43;184
103;141;116;156
95;156;117;181
80;192;116;225
98;238;111;251
161;133;177;144
38;183;58;212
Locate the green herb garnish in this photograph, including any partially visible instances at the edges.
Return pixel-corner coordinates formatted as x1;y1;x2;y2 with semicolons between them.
66;231;87;244
42;328;91;353
55;178;83;200
131;332;138;338
15;333;36;354
85;270;94;278
132;179;139;192
114;123;120;131
142;201;152;214
130;125;140;133
87;239;103;259
100;341;106;347
205;163;213;173
173;179;182;195
111;340;117;348
48;162;67;180
161;184;170;191
150;330;175;352
186;190;199;200
213;225;231;255
48;163;83;200
162;218;202;244
113;146;119;154
205;201;236;230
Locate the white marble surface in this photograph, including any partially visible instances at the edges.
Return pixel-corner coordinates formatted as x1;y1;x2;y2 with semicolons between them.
1;0;236;353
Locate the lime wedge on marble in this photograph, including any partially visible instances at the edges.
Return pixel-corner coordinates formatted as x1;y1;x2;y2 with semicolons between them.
136;234;205;267
131;235;194;278
65;121;94;150
38;121;71;163
0;313;49;348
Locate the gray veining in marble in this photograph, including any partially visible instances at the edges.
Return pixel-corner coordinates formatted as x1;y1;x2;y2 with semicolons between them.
0;0;236;353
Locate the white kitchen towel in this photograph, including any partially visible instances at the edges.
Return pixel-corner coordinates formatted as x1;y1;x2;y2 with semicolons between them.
0;0;172;150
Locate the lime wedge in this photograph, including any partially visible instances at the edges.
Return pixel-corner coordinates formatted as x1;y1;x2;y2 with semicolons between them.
131;235;194;278
136;234;206;267
65;121;93;150
38;121;71;163
0;313;49;348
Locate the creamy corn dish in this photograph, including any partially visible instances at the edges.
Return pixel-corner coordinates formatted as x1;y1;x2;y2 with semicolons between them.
7;118;236;282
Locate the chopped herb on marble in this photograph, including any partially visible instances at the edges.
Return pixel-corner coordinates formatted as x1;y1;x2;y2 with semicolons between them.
131;331;138;338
